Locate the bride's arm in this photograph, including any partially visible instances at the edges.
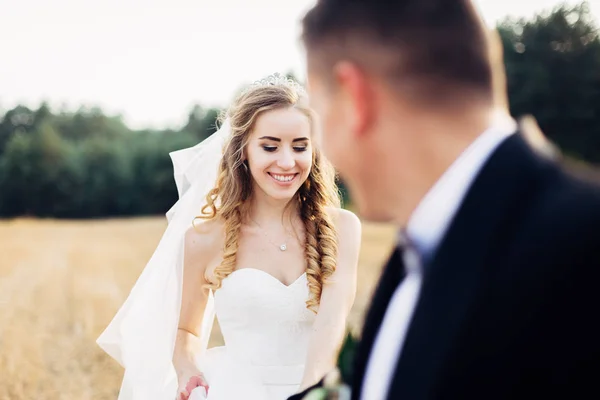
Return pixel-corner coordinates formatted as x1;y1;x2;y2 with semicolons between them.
299;209;362;390
175;226;211;354
174;223;220;399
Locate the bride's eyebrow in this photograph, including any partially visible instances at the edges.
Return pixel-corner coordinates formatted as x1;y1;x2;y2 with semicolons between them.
258;136;309;142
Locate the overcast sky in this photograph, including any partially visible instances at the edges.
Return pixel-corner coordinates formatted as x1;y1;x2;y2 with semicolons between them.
1;0;597;129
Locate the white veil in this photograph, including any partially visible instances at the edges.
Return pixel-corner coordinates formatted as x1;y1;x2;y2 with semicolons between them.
96;120;231;400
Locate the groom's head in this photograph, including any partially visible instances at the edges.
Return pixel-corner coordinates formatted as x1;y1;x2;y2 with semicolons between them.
302;0;502;222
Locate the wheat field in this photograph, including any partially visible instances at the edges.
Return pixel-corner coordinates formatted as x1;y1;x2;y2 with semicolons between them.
0;217;396;400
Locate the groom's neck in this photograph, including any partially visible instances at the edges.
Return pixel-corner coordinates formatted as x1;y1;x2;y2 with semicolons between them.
374;104;499;226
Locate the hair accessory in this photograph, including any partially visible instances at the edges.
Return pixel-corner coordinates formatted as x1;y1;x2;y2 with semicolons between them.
241;72;307;97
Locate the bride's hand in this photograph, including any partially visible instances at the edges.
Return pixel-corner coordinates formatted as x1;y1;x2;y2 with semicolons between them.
175;361;209;400
174;328;210;399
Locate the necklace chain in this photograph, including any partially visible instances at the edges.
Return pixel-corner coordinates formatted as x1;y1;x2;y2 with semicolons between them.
250;217;293;252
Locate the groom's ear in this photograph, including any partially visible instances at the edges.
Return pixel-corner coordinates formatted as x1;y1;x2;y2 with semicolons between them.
333;61;375;138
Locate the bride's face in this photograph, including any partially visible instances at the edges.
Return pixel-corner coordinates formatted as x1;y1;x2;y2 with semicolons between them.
245;107;313;201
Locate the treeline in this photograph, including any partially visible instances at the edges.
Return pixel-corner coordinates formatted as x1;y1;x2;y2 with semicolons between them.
0;105;220;218
1;2;599;218
499;2;600;162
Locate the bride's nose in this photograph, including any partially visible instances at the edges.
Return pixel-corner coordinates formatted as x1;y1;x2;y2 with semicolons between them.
276;148;295;170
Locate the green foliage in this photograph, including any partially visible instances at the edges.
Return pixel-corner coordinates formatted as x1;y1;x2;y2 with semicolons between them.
0;103;217;218
337;332;358;384
0;124;81;217
0;105;36;155
182;105;221;142
498;1;600;162
125;132;198;216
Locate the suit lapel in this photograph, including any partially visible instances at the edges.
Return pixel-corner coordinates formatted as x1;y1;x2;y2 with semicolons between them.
351;247;404;400
387;132;552;399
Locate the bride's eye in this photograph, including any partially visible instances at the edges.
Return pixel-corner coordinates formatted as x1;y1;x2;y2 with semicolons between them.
293;146;308;152
262;145;277;152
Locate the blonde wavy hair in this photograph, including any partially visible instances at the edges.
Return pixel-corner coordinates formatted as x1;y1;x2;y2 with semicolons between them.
197;75;340;312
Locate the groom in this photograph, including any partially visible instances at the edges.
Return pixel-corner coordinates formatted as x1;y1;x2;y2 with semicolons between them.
290;0;600;399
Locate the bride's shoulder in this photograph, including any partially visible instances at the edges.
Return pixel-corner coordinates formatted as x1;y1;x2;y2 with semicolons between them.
325;206;362;251
325;207;361;272
325;206;361;234
184;217;224;265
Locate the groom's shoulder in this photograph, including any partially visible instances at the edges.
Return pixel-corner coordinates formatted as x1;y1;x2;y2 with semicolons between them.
521;162;600;247
544;161;600;219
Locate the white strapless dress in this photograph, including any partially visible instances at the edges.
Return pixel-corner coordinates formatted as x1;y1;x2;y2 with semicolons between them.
191;268;315;400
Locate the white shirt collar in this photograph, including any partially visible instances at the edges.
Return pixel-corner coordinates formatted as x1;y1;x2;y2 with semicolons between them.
405;115;517;260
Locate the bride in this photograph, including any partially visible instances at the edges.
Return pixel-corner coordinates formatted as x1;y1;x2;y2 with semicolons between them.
96;74;361;400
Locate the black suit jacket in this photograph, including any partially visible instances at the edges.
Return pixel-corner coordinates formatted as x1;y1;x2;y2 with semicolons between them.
290;132;600;400
353;132;600;400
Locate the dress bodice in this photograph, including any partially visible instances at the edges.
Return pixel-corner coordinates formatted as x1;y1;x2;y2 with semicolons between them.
213;268;315;366
194;268;316;399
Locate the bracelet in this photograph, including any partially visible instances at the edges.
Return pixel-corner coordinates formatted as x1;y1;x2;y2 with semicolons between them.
177;327;199;336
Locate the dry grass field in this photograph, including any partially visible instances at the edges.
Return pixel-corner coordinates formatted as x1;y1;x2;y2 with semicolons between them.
0;217;396;400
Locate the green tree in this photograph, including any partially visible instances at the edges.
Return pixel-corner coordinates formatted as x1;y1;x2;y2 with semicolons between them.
0;124;81;217
77;136;133;217
498;1;600;162
53;106;130;142
0;105;35;155
183;105;221;142
126;132;198;216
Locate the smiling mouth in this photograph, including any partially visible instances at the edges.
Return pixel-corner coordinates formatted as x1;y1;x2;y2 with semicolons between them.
268;173;298;183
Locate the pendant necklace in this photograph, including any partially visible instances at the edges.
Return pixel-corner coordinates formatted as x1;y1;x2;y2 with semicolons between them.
250;218;292;252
